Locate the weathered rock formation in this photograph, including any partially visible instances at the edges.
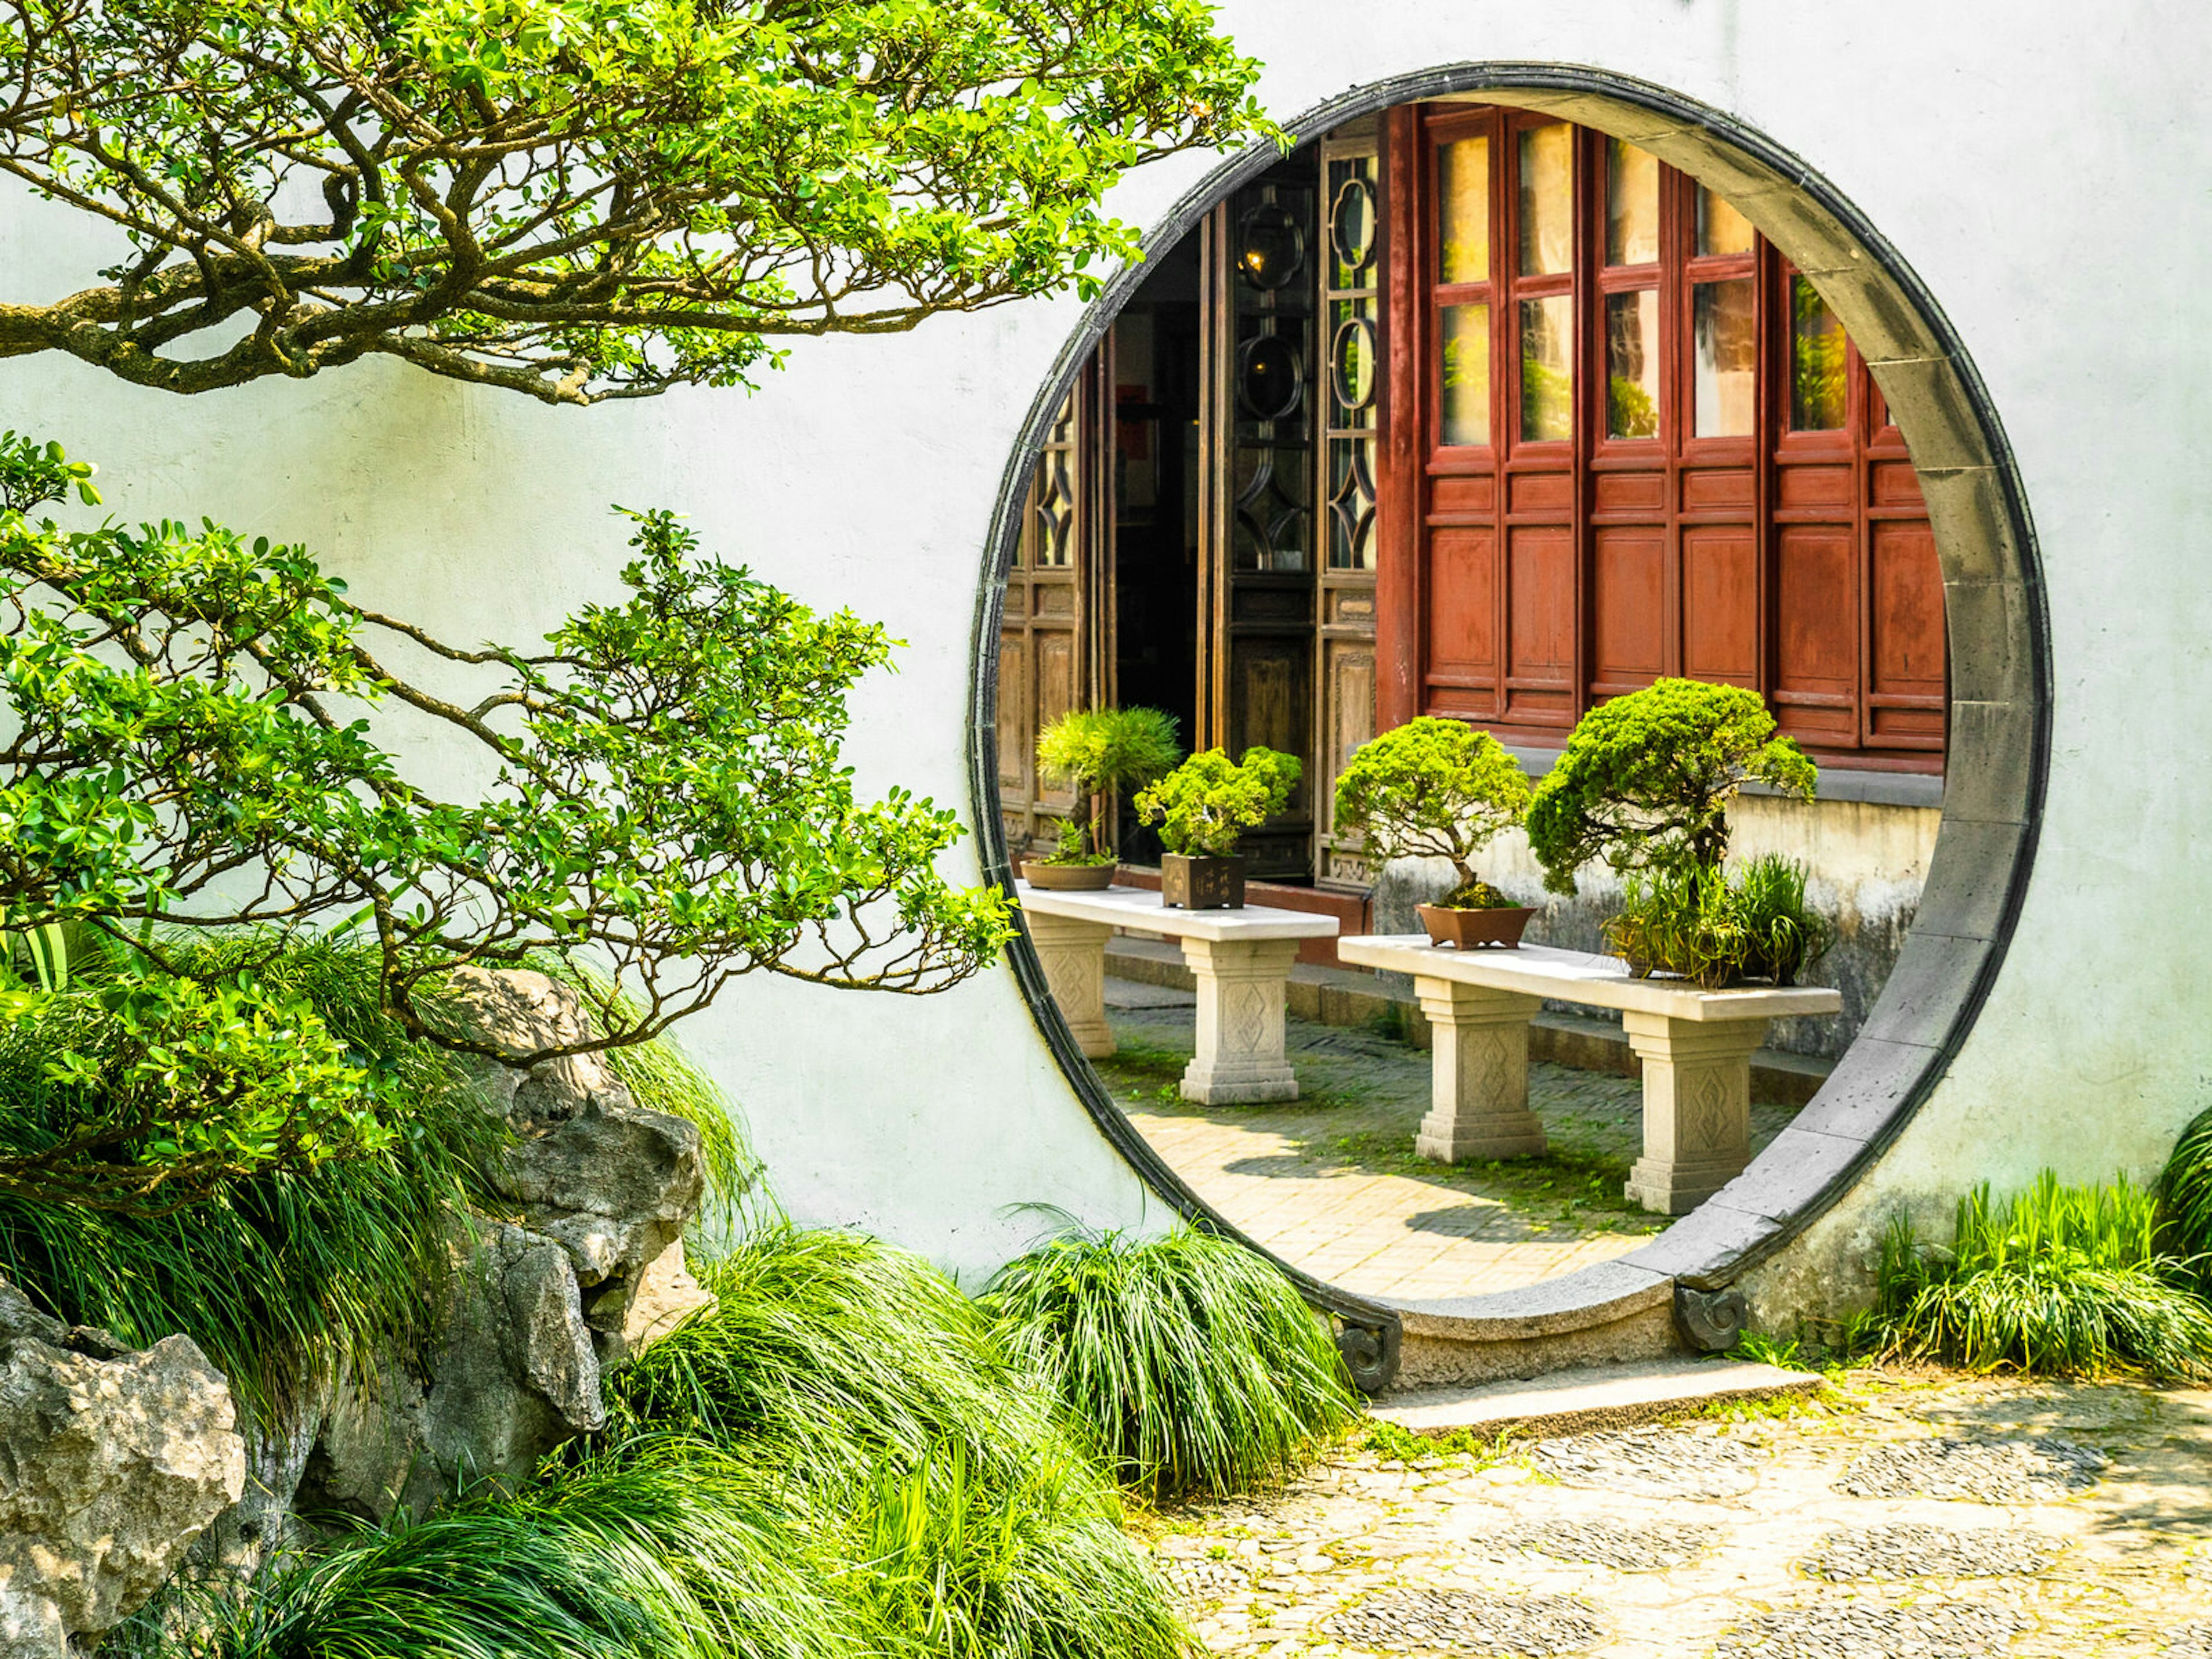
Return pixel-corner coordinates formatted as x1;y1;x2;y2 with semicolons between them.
295;968;716;1524
0;1281;245;1656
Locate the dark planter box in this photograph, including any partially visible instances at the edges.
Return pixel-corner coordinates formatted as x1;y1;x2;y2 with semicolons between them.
1416;902;1537;949
1161;853;1245;910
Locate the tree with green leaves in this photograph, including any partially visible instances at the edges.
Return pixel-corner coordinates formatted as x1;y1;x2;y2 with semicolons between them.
1033;705;1181;863
0;0;1269;403
1330;718;1529;902
0;430;1014;1213
1524;677;1816;895
1133;745;1299;859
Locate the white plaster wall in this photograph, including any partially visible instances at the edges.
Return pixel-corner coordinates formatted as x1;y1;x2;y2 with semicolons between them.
3;0;2207;1289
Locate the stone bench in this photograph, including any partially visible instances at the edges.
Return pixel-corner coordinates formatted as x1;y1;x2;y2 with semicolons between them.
1014;881;1339;1104
1334;937;1842;1215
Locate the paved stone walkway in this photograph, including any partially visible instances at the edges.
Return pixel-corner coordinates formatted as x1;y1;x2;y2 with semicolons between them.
1142;1373;2212;1658
1098;984;1801;1301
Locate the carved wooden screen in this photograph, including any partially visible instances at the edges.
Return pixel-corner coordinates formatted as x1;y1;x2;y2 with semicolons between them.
998;369;1097;851
1377;104;1944;773
1200;154;1320;880
1315;124;1382;889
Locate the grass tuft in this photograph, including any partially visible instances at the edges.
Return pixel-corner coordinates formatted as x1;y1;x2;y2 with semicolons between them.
980;1225;1360;1499
2157;1099;2212;1285
1865;1171;2212;1381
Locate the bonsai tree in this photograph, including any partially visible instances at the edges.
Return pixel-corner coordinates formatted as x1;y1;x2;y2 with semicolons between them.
1525;678;1817;895
1331;718;1531;907
1134;747;1301;859
1033;706;1182;865
0;0;1269;404
0;431;1014;1214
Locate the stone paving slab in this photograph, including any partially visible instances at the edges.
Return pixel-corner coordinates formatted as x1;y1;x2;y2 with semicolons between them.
1097;989;1802;1301
1142;1373;2212;1659
1370;1359;1822;1441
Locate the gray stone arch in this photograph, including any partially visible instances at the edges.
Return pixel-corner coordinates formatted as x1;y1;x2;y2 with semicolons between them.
968;64;2048;1393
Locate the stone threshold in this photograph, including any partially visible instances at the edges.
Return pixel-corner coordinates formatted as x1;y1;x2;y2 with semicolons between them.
1103;936;1833;1108
1367;1357;1821;1437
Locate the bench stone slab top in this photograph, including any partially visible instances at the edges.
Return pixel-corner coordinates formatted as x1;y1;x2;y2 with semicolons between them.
1014;881;1341;942
1335;936;1841;1022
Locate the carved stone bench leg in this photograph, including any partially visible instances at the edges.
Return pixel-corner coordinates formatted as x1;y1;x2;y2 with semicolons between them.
1411;979;1546;1162
1179;936;1302;1104
1024;911;1115;1058
1621;1012;1767;1214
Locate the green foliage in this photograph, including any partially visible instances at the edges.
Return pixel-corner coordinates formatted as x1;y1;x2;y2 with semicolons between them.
1525;678;1816;895
1331;718;1529;889
980;1225;1359;1499
0;435;1009;1209
1603;854;1832;988
1034;707;1183;862
1132;746;1301;858
0;935;495;1418
1865;1172;2212;1381
853;1441;1193;1659
0;1;1272;403
2156;1100;2212;1286
143;1438;859;1659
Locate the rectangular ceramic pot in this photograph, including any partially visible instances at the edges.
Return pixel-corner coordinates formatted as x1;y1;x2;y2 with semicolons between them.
1416;902;1537;949
1161;853;1245;910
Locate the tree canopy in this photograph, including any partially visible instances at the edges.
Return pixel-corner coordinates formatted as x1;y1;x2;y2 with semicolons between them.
0;0;1271;402
1524;677;1816;895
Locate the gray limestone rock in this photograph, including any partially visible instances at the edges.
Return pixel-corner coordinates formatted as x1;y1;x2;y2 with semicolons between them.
0;1293;244;1652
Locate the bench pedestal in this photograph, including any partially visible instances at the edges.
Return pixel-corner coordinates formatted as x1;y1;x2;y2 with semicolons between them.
1180;937;1302;1104
1024;910;1116;1058
1411;980;1547;1162
1620;1012;1766;1215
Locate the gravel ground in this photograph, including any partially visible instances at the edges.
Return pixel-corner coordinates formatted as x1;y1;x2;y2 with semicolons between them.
1143;1371;2212;1659
1800;1524;2060;1580
1833;1435;2108;1502
1322;1590;1604;1655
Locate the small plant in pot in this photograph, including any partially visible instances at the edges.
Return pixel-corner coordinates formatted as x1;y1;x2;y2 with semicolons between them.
1525;677;1827;983
1331;718;1535;948
1134;746;1301;909
1027;706;1181;889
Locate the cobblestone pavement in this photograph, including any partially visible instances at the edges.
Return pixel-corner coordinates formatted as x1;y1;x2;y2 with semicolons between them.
1097;987;1801;1301
1141;1373;2212;1659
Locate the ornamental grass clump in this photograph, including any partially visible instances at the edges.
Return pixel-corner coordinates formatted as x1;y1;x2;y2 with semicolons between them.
1865;1172;2212;1381
1603;853;1834;987
1330;718;1529;907
2156;1100;2212;1287
980;1225;1360;1499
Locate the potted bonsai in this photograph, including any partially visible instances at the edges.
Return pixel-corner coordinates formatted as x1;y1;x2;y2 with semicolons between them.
1524;677;1824;983
1027;706;1181;889
1133;745;1301;909
1331;717;1536;948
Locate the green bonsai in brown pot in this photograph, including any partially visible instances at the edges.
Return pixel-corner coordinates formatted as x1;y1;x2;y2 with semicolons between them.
1028;706;1182;889
1332;718;1534;948
1132;746;1301;909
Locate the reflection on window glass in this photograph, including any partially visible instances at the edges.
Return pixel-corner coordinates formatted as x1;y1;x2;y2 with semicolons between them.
1440;303;1490;446
1605;140;1660;266
1790;275;1848;431
1518;124;1573;276
1692;279;1756;437
1605;290;1660;440
1439;137;1489;284
1520;295;1573;442
1695;186;1756;256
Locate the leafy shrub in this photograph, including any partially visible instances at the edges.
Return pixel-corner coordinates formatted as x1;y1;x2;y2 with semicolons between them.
1133;746;1301;858
142;1438;858;1659
980;1226;1359;1499
1033;707;1183;863
1602;854;1832;988
2156;1100;2212;1284
1330;718;1529;902
1865;1172;2212;1380
1525;678;1815;894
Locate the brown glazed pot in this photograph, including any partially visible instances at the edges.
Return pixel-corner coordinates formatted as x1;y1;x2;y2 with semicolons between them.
1416;903;1537;949
1161;853;1245;910
1021;859;1117;891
